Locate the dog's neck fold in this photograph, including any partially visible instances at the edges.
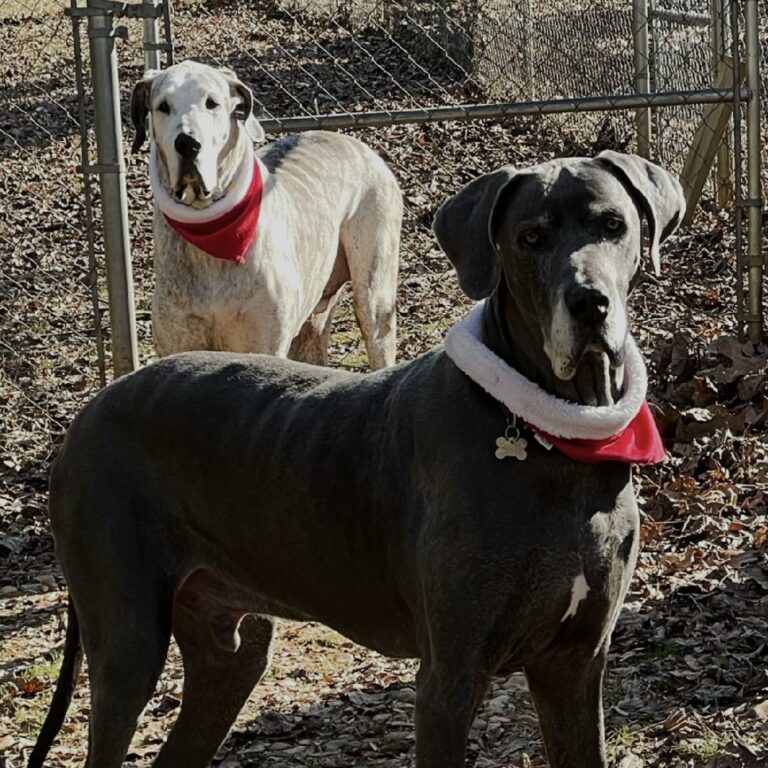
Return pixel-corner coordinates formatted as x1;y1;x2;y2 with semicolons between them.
216;120;251;198
482;290;622;407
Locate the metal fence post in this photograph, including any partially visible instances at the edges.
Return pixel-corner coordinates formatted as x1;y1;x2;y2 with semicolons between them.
730;0;744;335
86;0;139;376
744;0;763;342
143;0;162;71
632;0;651;158
70;0;107;387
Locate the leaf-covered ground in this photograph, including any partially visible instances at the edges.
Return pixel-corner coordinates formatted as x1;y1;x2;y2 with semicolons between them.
1;2;767;767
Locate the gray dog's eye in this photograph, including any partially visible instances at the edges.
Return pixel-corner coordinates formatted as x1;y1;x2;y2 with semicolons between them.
157;101;170;115
206;98;219;110
603;217;625;234
521;230;540;246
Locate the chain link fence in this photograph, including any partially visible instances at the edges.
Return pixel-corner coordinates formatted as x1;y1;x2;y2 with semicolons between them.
760;0;768;254
159;0;763;359
96;0;756;367
0;4;765;764
0;0;766;526
0;0;106;540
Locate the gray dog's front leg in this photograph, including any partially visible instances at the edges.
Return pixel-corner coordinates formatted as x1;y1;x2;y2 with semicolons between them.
414;661;492;768
525;649;608;768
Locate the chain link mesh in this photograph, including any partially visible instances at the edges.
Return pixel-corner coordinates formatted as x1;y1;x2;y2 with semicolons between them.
155;0;760;366
0;0;765;489
0;0;106;533
760;0;768;202
0;3;765;762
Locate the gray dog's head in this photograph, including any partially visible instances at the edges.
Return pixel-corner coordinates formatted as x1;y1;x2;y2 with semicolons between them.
131;60;265;208
434;152;685;381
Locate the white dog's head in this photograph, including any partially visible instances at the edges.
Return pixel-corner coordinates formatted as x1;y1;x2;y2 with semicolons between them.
131;60;265;208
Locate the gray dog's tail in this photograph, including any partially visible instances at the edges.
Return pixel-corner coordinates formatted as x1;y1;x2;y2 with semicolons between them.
27;601;83;768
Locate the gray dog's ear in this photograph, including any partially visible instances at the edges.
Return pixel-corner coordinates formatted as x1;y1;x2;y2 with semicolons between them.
130;71;158;153
433;167;519;299
220;68;265;144
595;150;685;276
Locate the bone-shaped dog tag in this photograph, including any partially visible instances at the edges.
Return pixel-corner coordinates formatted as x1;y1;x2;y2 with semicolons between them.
495;435;528;461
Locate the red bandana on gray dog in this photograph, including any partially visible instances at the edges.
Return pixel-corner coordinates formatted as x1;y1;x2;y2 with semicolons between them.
533;402;665;464
444;303;665;465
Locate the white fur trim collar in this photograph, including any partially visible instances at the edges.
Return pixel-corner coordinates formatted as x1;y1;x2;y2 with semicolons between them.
444;302;648;441
149;132;254;225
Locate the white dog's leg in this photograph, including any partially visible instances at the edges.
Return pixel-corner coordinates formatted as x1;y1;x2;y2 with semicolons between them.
288;291;342;366
352;284;397;371
342;185;401;371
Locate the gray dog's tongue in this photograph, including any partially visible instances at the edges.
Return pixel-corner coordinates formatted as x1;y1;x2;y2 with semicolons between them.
572;351;618;406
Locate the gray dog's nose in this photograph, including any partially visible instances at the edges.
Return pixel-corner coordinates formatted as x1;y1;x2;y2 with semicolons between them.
174;133;201;161
565;286;610;325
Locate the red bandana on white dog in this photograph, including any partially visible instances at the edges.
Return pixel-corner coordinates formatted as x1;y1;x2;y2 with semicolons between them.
149;145;263;265
444;303;665;465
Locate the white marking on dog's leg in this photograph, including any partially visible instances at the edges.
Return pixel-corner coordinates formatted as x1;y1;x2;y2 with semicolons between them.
561;573;590;622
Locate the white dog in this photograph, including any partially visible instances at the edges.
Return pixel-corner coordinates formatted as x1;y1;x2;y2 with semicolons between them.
131;60;402;368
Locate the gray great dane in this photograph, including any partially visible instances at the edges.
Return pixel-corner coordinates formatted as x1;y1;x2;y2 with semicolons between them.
132;60;401;368
30;151;684;768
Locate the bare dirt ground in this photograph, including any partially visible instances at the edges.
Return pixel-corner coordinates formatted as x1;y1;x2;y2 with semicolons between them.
1;2;767;767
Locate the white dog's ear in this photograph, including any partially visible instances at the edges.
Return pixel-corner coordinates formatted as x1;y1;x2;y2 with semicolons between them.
220;68;265;144
595;151;686;276
130;70;159;153
243;114;265;143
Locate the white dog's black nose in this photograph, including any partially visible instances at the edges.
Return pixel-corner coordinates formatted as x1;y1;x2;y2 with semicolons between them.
565;286;610;325
174;133;201;161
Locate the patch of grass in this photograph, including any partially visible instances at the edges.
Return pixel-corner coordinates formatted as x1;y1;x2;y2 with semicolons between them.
0;652;64;735
606;720;662;764
20;650;62;682
11;697;50;738
336;349;368;371
680;733;731;760
330;329;367;370
0;680;19;708
606;722;648;763
138;338;156;361
636;638;684;663
608;723;637;749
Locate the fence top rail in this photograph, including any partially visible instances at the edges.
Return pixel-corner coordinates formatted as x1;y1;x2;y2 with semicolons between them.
259;88;749;135
650;8;711;26
66;0;165;19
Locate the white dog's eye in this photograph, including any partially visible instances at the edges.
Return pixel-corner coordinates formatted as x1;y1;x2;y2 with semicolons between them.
604;216;624;233
157;101;170;115
206;98;219;110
